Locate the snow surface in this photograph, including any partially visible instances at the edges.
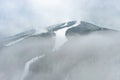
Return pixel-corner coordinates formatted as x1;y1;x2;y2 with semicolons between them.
0;21;120;80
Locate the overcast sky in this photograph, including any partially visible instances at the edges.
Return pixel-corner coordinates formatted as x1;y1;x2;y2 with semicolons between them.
0;0;120;37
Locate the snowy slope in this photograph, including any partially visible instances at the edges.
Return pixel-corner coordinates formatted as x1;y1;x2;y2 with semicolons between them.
0;29;36;47
22;21;120;80
0;21;119;80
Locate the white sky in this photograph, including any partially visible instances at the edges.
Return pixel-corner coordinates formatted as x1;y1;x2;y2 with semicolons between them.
0;0;120;36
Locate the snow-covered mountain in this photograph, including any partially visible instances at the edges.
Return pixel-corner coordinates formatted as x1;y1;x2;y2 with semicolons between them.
23;22;120;80
0;20;115;48
0;21;120;80
66;21;115;37
0;29;36;47
47;21;76;31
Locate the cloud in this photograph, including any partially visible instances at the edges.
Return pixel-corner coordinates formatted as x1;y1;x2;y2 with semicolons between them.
0;0;120;36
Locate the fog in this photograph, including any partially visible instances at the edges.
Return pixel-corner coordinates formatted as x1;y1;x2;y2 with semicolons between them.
0;36;55;80
0;23;120;80
22;30;120;80
1;0;120;80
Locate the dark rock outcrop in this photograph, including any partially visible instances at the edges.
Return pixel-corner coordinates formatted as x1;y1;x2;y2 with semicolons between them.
47;21;76;31
66;21;114;37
